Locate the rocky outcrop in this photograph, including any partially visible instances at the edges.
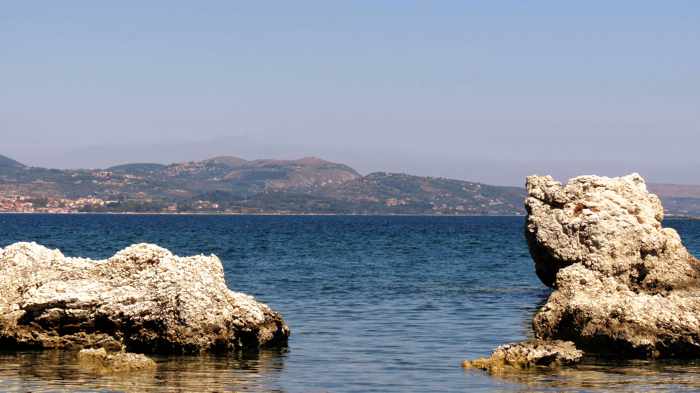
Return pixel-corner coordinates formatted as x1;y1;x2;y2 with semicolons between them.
0;243;289;353
78;348;156;373
525;173;700;358
462;340;583;372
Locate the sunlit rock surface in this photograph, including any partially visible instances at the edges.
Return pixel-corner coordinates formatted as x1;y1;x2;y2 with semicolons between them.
525;174;700;358
78;348;156;373
463;340;583;372
0;243;289;353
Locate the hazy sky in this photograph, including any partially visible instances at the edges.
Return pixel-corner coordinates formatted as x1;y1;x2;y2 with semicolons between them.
2;1;698;186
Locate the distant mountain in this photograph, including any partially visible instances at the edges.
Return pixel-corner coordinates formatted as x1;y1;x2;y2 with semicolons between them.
155;156;362;198
201;156;249;167
648;183;700;217
108;163;167;174
3;156;696;216
648;183;700;199
0;155;25;169
0;155;524;215
319;172;525;215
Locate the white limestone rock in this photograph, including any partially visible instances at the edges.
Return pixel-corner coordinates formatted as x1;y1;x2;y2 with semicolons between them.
525;174;700;357
0;242;289;353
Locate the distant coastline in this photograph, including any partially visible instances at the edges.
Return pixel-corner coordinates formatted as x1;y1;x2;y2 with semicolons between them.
0;211;526;217
2;211;696;220
0;154;526;216
3;154;700;217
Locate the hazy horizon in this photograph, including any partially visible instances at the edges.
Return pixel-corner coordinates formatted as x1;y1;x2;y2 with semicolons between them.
3;2;699;186
4;142;700;188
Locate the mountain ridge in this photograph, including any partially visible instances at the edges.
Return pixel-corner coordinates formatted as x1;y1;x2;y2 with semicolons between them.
0;154;523;215
1;154;698;216
0;155;25;169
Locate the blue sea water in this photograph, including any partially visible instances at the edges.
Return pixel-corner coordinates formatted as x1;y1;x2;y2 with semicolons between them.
1;214;700;392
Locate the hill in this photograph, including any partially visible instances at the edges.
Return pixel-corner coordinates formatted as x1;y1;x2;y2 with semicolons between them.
648;183;700;217
0;155;25;169
108;163;167;174
2;156;696;216
321;172;525;215
648;183;700;199
0;155;524;215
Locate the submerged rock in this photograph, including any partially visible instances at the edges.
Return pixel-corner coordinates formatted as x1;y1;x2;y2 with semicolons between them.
0;243;289;353
463;340;583;372
525;173;700;358
78;348;156;373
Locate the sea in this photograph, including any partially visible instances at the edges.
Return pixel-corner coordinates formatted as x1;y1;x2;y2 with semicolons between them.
1;214;700;392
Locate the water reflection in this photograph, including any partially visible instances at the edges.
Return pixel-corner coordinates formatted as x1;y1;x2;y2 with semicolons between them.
3;216;700;391
0;349;287;392
465;358;700;392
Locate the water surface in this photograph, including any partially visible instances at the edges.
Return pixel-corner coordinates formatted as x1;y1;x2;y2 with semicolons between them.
1;214;700;392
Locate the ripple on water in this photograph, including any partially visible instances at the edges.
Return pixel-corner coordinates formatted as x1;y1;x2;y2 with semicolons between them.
1;215;700;392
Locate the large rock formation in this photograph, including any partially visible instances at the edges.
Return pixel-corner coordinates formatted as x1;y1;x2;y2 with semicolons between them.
0;243;289;353
525;173;700;358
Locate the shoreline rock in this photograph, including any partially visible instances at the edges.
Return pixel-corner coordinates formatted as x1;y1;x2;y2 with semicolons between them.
0;243;289;353
78;348;156;373
466;173;700;371
462;340;583;372
526;173;700;358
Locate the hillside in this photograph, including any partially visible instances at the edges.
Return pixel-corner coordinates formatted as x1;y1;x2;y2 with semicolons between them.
321;172;525;215
0;155;25;169
647;184;700;217
2;154;698;216
108;163;167;174
0;155;525;215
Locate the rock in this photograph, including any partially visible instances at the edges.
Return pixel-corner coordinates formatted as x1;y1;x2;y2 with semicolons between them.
525;173;700;358
0;243;289;353
462;340;583;372
78;347;156;373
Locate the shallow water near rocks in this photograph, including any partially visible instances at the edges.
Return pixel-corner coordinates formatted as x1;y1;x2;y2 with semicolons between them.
1;214;700;392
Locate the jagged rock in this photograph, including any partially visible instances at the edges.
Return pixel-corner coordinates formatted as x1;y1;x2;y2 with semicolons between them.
0;242;289;353
525;173;700;358
462;340;583;372
78;348;156;373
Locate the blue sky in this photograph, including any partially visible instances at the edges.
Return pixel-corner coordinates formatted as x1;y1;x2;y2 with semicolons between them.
1;1;698;185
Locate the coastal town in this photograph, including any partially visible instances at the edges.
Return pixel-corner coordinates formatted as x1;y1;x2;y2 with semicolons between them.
0;193;282;214
0;195;111;213
3;154;699;217
0;154;531;215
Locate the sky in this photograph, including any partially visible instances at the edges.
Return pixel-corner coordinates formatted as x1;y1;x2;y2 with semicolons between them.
1;1;698;186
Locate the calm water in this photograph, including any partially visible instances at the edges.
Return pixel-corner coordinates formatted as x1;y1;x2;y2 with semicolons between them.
1;214;700;392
